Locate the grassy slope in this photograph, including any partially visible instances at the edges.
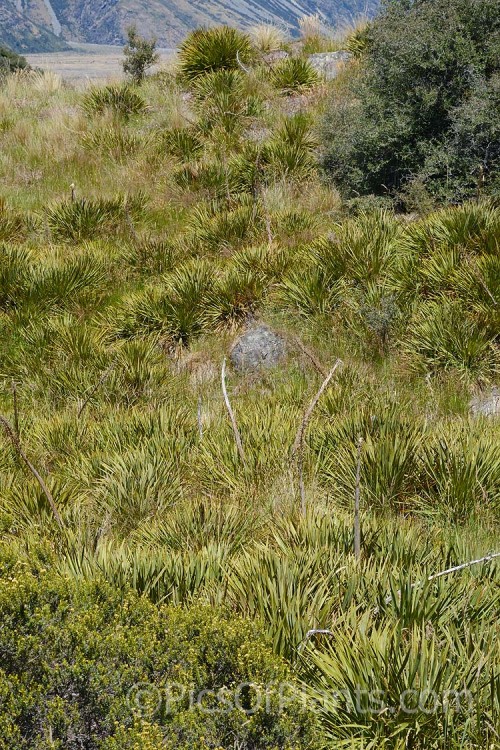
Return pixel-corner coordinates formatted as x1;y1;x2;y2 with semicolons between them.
0;45;498;748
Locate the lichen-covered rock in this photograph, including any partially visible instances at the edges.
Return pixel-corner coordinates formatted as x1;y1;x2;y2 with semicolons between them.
230;325;286;372
263;50;290;65
470;387;500;417
308;51;352;80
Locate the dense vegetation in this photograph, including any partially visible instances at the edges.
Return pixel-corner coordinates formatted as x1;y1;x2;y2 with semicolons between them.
0;46;29;76
322;0;500;207
0;7;499;749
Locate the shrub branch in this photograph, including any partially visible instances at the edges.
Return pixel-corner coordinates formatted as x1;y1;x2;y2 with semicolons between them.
0;415;64;529
292;359;342;515
221;358;247;466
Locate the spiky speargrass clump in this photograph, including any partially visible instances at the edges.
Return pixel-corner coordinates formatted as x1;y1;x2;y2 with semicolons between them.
82;83;147;119
178;26;255;82
271;57;319;94
46;194;145;242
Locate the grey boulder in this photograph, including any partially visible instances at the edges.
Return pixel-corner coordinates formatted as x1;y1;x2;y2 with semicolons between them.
230;325;286;372
308;51;352;80
470;387;500;417
263;50;290;64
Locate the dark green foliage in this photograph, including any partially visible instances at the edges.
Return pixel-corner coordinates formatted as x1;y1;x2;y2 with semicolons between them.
321;0;500;203
178;26;254;81
315;399;500;521
2;42;500;750
316;403;424;511
202;267;265;330
419;427;500;522
306;605;499;749
122;26;159;84
278;210;400;318
0;45;28;74
0;246;107;313
344;22;371;57
186;196;263;253
114;259;213;344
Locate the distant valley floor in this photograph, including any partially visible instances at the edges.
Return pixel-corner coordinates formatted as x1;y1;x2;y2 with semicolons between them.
26;43;174;83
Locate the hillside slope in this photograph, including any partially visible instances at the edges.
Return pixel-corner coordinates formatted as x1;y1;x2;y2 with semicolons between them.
2;0;379;50
0;2;68;53
0;13;498;749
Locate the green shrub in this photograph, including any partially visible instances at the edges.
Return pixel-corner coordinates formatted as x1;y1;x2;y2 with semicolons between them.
186;196;263;254
135;497;258;555
321;0;500;203
47;199;112;242
277;210;401;320
179;26;255;82
278;265;345;317
316;405;424;511
0;567;318;749
0;248;106;313
93;445;183;537
418;425;500;523
227;545;339;659
202;266;265;330
26;254;107;309
114;259;212;344
122;26;159;83
326;209;402;287
344;22;371;58
455;253;500;338
192;69;260;141
390;201;500;313
0;45;29;75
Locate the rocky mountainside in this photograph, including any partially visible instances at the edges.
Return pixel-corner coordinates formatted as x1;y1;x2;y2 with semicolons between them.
1;0;378;52
0;2;68;53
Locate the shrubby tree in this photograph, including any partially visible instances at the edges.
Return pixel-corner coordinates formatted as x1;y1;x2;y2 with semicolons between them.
321;0;500;205
0;46;29;76
123;26;159;83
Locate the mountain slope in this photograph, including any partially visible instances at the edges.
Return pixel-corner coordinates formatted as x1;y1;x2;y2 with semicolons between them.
0;2;68;53
2;0;379;51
